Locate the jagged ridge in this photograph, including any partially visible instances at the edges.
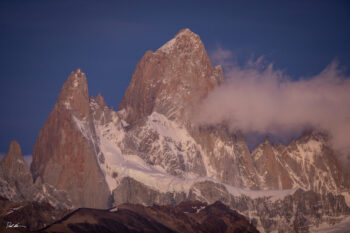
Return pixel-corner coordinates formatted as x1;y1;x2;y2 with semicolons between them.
1;29;348;233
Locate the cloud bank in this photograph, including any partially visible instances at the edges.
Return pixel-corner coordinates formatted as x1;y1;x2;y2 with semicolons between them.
194;48;350;155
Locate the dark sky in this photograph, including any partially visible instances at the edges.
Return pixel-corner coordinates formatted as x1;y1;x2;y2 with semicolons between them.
1;0;350;155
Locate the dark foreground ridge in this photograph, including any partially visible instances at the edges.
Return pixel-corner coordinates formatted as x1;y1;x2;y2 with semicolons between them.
0;199;259;233
0;196;68;233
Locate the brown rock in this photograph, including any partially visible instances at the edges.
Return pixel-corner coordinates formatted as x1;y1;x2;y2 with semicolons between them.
252;138;293;190
31;69;110;209
0;141;35;201
191;126;258;188
252;132;346;192
119;28;223;124
0;141;28;181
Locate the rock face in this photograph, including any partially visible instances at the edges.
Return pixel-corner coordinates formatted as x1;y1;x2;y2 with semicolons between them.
0;141;73;211
113;177;187;206
252;138;294;190
190;126;258;188
0;141;35;201
31;68;110;209
42;201;259;233
119;28;223;124
123;112;207;177
251;132;346;193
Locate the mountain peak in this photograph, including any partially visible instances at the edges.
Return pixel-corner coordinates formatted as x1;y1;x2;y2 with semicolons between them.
177;28;192;34
6;140;22;158
31;69;110;208
156;28;202;54
95;93;107;107
299;129;327;144
0;140;30;183
120;29;222;124
68;68;86;88
174;28;198;38
90;93;108;116
0;140;26;174
57;68;90;119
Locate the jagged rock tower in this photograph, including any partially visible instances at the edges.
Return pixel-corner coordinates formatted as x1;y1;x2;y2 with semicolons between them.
31;69;110;208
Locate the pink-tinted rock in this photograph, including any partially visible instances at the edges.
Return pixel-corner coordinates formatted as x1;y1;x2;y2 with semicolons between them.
119;29;223;124
31;69;110;209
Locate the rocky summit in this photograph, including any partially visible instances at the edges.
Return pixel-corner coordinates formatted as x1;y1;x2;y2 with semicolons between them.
0;141;34;201
31;68;110;209
119;28;223;124
1;29;350;233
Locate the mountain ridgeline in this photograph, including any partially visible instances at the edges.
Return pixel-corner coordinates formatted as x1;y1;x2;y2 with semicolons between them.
1;29;349;233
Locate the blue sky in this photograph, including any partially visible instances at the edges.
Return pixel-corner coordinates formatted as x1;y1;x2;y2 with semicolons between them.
0;0;350;155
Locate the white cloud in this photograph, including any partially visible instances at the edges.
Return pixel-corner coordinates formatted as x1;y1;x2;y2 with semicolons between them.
23;154;32;166
194;47;350;158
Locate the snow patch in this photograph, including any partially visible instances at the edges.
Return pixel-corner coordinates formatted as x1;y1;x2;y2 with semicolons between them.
109;207;118;212
194;205;206;213
341;192;350;207
157;29;199;54
158;37;176;53
73;78;79;87
310;216;350;233
5;206;24;215
225;185;298;201
86;109;300;200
